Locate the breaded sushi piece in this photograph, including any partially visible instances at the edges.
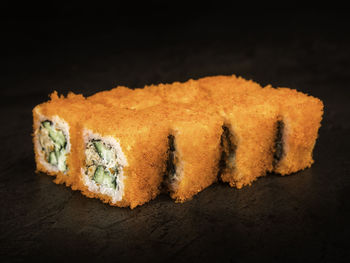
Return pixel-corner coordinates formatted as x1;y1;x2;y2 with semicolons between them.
145;78;278;193
73;104;169;208
261;86;324;175
196;76;280;187
32;92;89;186
89;83;223;202
161;104;223;202
197;74;323;176
157;76;278;188
90;78;277;194
145;82;223;200
219;104;279;188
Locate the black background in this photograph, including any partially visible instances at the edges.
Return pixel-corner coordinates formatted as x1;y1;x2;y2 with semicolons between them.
1;5;350;263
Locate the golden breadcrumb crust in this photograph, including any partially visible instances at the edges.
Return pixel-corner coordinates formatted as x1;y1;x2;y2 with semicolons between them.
220;105;278;188
143;79;210;105
33;93;169;209
261;86;324;174
33;74;324;208
90;75;323;195
32;92;89;187
196;75;280;187
197;75;323;177
89;86;163;110
144;81;223;202
164;103;223;202
90;81;223;203
75;104;170;209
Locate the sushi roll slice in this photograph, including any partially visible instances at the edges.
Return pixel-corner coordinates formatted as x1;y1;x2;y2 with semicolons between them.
261;86;324;175
196;76;282;187
218;104;279;188
197;75;324;177
74;105;169;208
161;104;223;202
89;83;223;202
148;78;277;194
32;92;88;186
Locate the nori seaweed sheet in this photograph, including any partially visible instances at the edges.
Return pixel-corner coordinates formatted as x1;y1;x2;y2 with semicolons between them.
273;120;284;167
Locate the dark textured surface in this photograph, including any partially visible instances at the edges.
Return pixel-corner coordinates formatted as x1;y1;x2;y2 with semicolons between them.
1;8;350;262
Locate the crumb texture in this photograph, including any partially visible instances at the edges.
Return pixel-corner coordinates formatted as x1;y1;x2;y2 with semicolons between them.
32;75;324;208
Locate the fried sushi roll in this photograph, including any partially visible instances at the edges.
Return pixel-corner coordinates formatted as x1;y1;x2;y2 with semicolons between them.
198;74;324;177
32;92;88;186
89;83;222;202
74;105;169;208
261;86;324;175
219;104;279;188
164;76;277;188
149;79;277;193
161;105;223;202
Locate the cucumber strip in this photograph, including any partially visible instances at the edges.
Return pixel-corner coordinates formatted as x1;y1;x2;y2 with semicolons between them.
93;166;105;184
42;121;52;129
41;121;66;148
93;141;113;162
103;170;116;189
40;121;67;172
93;166;116;189
48;151;58;165
49;129;66;148
93;141;104;156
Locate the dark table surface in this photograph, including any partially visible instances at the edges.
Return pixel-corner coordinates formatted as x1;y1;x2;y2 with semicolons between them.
1;7;350;263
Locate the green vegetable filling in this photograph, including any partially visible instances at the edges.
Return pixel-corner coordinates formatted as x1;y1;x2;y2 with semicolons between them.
39;121;67;172
93;165;117;189
93;140;114;163
85;139;119;190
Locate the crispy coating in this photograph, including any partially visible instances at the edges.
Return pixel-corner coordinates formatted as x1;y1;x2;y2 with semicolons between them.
197;75;263;107
148;77;280;193
89;79;209;110
145;81;222;199
196;75;280;187
91;74;323;195
89;86;163;110
163;104;223;202
33;74;324;207
197;75;324;176
32;92;89;187
75;104;170;208
90;81;223;202
220;105;278;188
143;79;210;106
34;92;170;209
261;86;324;174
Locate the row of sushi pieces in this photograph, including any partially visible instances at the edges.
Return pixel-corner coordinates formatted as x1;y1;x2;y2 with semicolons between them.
32;75;324;208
